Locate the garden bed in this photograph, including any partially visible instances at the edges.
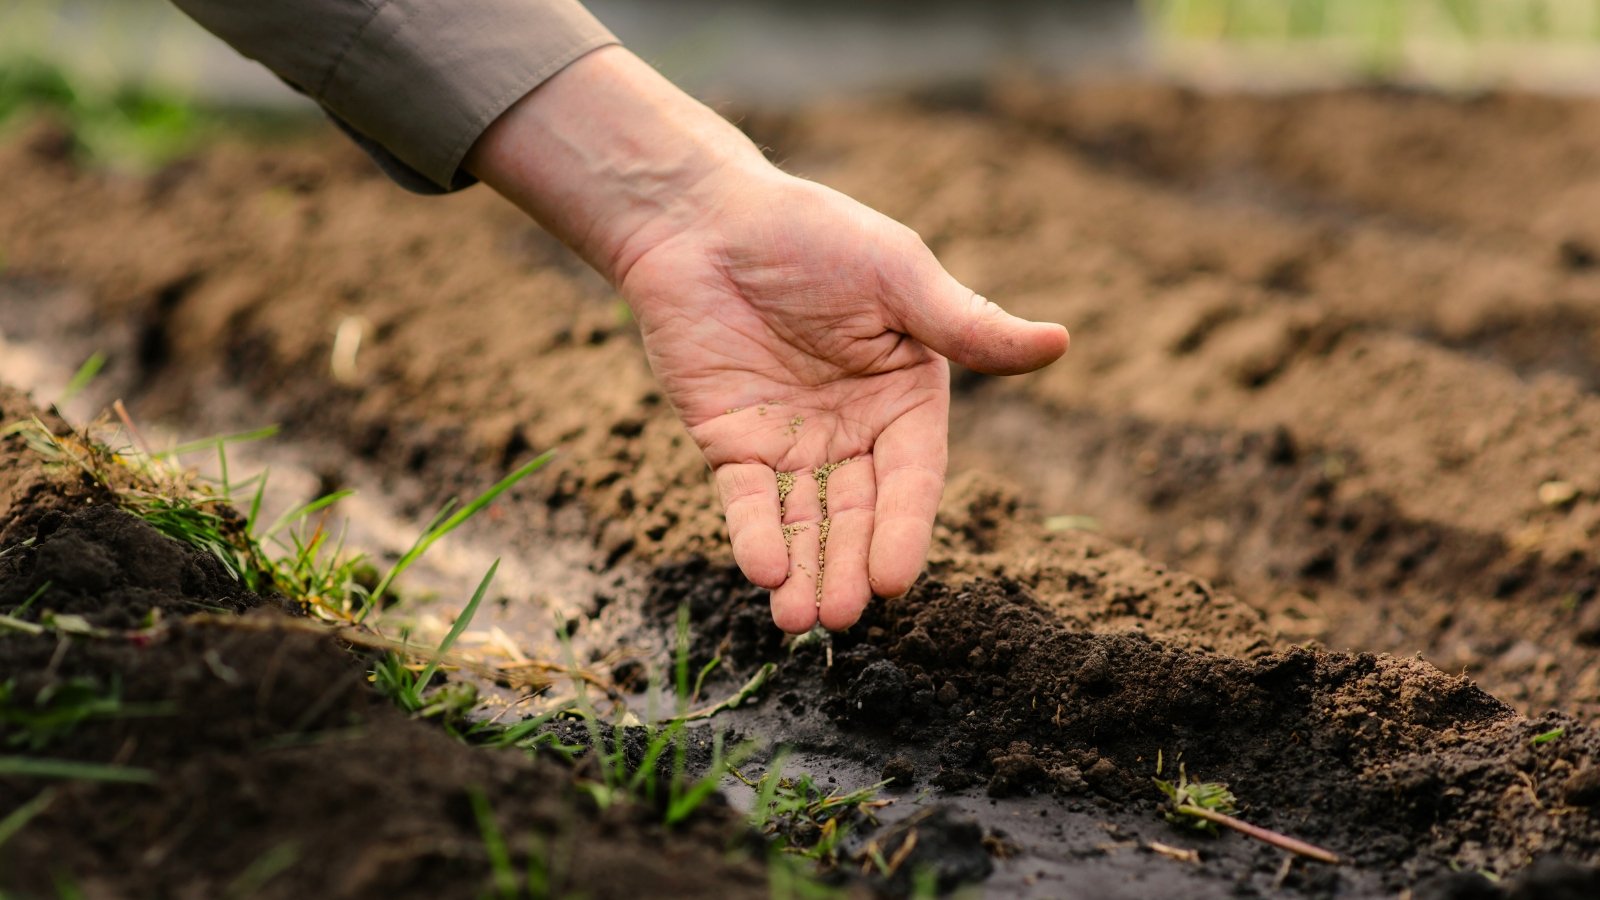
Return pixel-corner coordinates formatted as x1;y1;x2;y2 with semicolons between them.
3;81;1600;897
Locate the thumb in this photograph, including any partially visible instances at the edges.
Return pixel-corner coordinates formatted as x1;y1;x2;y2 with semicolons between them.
893;264;1069;376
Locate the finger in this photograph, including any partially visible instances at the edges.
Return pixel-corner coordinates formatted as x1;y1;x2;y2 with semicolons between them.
715;464;788;589
771;471;822;634
891;255;1069;375
869;399;948;598
818;457;875;631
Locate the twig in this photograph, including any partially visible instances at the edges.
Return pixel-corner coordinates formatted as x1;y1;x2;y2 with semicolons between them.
1175;804;1340;864
112;400;156;458
1147;840;1201;864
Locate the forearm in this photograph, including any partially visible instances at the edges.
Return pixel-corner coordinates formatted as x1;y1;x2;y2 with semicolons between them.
464;46;773;284
170;0;618;192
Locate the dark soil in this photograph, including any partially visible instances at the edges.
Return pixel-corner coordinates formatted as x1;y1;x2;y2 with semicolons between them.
0;387;108;549
0;502;257;627
0;401;769;898
4;81;1600;896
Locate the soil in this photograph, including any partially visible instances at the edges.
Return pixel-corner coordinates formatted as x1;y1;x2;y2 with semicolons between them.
0;398;771;899
3;81;1600;896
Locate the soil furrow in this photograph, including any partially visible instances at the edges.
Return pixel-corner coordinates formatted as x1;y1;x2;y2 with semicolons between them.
5;82;1600;895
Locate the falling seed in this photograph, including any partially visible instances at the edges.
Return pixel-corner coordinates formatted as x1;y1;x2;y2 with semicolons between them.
330;315;369;385
1539;480;1580;508
1045;515;1102;533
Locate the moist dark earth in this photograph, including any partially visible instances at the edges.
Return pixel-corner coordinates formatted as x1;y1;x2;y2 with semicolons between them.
3;81;1600;897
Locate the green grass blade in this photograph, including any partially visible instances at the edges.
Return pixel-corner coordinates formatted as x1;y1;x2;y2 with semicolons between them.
365;451;553;616
0;756;157;783
415;559;500;691
674;605;692;714
628;719;686;797
223;841;299;900
57;352;106;407
260;489;355;540
14;580;51;616
470;790;518;900
355;500;456;623
1532;726;1566;746
668;663;777;723
666;735;756;826
0;789;54;849
691;657;720;705
246;467;270;534
750;750;790;830
151;425;281;461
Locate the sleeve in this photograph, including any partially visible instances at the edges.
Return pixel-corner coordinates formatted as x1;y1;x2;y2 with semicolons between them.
170;0;619;193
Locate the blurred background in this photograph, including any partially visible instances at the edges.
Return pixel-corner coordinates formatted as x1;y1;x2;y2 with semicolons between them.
8;0;1600;168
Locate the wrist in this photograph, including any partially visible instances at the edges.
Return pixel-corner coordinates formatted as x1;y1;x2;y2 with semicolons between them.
465;45;772;284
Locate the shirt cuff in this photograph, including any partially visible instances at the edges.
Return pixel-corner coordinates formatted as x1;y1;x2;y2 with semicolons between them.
321;0;618;192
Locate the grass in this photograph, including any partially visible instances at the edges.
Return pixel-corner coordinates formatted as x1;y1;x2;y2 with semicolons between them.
0;794;92;900
0;402;846;890
0;54;204;167
1532;726;1567;746
1146;0;1600;44
0;676;174;750
1154;753;1340;864
742;751;892;869
0;24;312;171
361;452;555;622
470;791;592;900
0;756;156;784
223;842;299;900
1;411;550;624
1142;0;1600;83
546;608;763;823
58;352;105;407
14;580;50;616
470;790;519;899
429;607;845;895
371;561;501;727
0;788;54;849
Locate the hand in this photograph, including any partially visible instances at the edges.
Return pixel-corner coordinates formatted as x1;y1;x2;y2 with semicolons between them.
619;169;1067;631
467;47;1068;632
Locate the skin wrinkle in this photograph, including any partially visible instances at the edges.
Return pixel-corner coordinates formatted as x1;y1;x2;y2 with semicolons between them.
950;291;992;369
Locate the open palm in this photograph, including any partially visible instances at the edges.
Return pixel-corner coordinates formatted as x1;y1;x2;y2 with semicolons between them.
620;173;1068;632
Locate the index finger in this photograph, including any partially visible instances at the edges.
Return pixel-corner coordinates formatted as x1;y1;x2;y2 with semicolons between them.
867;397;947;598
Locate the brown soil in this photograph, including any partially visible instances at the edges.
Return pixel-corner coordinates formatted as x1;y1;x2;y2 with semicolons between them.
3;81;1600;896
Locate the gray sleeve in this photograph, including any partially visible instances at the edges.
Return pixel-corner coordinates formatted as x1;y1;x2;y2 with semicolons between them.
170;0;619;193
